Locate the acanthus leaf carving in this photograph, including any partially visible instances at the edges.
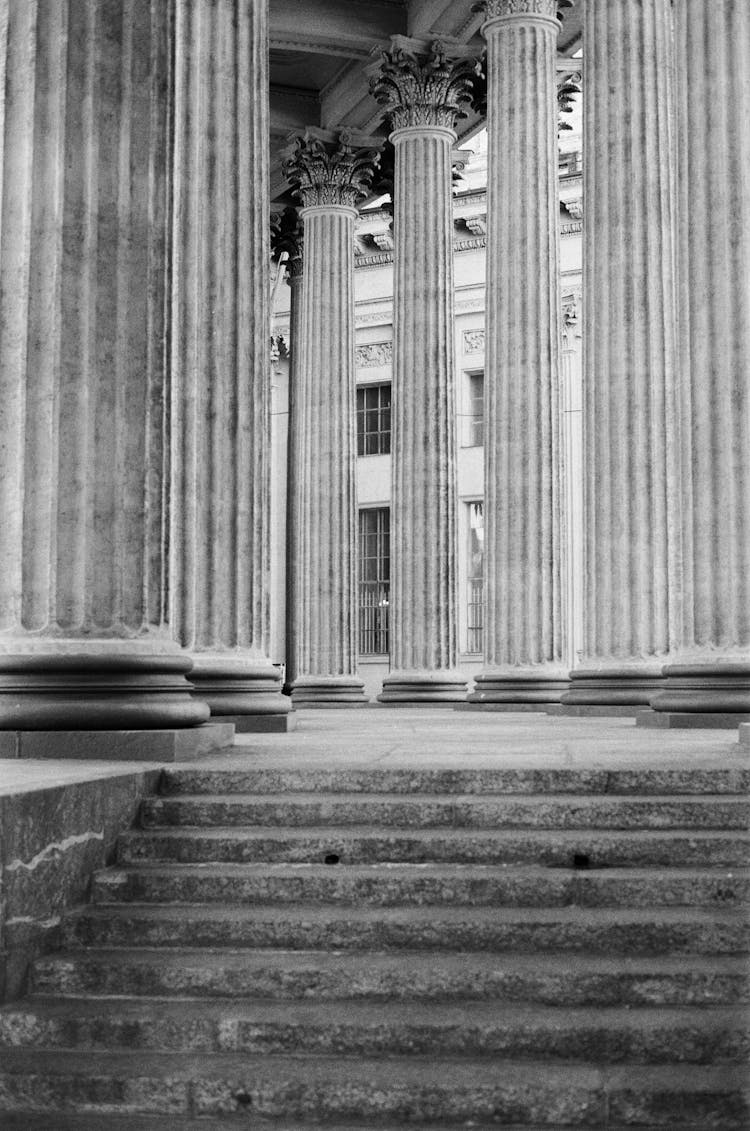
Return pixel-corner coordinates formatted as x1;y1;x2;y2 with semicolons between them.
283;128;382;211
369;39;479;134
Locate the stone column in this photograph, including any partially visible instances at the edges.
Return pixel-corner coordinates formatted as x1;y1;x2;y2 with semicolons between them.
270;208;304;691
561;0;682;714
467;1;568;709
283;129;380;706
648;0;750;726
561;293;584;673
0;0;209;740
171;0;291;731
370;39;473;703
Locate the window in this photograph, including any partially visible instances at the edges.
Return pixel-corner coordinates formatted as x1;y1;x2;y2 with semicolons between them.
466;501;484;653
358;507;390;655
465;372;484;447
357;383;391;456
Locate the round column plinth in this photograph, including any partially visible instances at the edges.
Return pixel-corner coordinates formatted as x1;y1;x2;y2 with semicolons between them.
189;656;291;717
291;675;368;708
468;672;569;706
560;668;665;708
0;652;209;730
650;664;750;716
378;671;468;704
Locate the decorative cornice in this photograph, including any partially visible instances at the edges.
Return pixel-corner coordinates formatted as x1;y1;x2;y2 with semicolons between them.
270;207;304;277
283;128;381;210
369;39;478;133
465;216;487;236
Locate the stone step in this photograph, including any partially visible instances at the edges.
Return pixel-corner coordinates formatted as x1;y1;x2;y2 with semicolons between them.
139;792;750;830
116;825;750;868
68;903;748;955
161;765;750;797
5;1120;659;1131
91;862;750;909
1;998;746;1064
31;949;750;1007
0;1051;745;1125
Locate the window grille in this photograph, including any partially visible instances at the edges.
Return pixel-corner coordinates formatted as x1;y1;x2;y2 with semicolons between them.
356;383;391;456
466;501;484;653
358;507;390;655
466;372;484;447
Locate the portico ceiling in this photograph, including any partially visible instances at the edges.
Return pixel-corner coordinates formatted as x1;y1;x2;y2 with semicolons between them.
269;0;583;201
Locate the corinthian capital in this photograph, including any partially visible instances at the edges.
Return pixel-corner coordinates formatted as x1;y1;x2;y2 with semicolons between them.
270;207;304;277
369;37;478;133
283;128;381;210
474;0;572;21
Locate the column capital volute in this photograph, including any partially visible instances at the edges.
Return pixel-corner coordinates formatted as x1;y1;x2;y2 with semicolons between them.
282;127;382;211
368;36;478;134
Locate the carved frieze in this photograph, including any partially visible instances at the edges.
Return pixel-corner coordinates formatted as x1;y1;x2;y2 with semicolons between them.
283;128;381;210
355;341;393;368
369;39;477;133
463;329;486;353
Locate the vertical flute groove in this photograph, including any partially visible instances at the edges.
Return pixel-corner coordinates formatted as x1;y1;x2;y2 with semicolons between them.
676;0;750;656
475;2;565;705
581;0;679;666
0;0;173;644
171;0;272;659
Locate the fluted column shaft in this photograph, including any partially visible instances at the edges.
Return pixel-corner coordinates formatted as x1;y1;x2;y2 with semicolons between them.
283;129;379;705
171;0;289;724
388;124;461;693
470;0;567;708
563;0;681;712
371;39;473;702
284;264;304;689
651;0;750;720
292;205;362;700
0;0;206;729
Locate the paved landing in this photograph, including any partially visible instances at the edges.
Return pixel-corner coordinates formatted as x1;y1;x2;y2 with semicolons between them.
0;708;747;797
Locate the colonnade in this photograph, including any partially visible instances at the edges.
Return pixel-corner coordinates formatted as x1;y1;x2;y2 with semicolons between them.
282;0;749;721
0;0;746;740
0;0;290;744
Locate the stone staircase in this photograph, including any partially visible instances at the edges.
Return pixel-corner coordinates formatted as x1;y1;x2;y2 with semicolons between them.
0;762;749;1128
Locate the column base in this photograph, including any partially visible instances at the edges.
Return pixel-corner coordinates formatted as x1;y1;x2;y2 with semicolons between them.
291;676;369;707
377;671;468;704
467;671;569;707
0;651;210;730
549;704;645;718
0;721;234;761
637;709;750;730
189;656;292;722
649;663;750;717
558;667;665;713
216;712;297;733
